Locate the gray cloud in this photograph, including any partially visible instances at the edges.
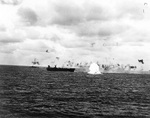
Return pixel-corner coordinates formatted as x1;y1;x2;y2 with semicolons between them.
0;25;6;32
19;39;57;54
50;35;61;42
119;28;150;43
51;2;84;26
47;1;131;40
61;40;89;48
50;2;113;26
117;1;144;20
50;1;117;27
0;36;22;44
24;28;41;39
0;0;23;5
18;7;38;26
84;3;114;21
73;21;129;38
0;38;21;43
0;31;25;44
0;43;18;54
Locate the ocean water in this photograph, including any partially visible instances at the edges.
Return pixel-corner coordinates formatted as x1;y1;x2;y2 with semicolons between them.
0;65;150;118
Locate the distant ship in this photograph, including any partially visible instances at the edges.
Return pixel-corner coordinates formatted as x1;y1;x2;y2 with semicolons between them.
31;58;40;68
46;65;75;72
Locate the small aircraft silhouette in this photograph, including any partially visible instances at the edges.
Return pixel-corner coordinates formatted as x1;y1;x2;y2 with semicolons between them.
91;42;95;47
144;3;148;5
143;3;148;13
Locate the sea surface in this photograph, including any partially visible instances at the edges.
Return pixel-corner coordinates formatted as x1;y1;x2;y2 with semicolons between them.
0;65;150;118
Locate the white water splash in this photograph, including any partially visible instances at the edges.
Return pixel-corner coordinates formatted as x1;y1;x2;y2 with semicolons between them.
88;63;101;74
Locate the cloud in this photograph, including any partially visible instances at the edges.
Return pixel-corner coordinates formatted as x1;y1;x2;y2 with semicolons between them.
0;24;6;31
46;0;130;40
0;30;25;44
117;1;144;20
0;43;18;53
0;0;23;5
51;1;84;26
60;38;89;48
18;7;38;26
49;34;61;42
50;0;116;26
19;39;51;52
24;27;42;39
0;37;21;43
84;1;116;21
72;21;129;38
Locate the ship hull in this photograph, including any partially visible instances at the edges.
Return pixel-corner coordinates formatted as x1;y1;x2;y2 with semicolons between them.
47;67;75;72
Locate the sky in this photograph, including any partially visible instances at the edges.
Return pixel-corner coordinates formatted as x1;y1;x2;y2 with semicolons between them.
0;0;150;69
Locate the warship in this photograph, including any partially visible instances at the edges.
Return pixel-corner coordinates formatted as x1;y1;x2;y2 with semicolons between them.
46;65;75;72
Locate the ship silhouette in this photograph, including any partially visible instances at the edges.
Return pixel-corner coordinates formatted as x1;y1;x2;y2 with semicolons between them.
47;65;75;72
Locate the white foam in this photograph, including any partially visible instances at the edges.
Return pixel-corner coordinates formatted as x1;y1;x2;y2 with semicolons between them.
88;63;101;74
